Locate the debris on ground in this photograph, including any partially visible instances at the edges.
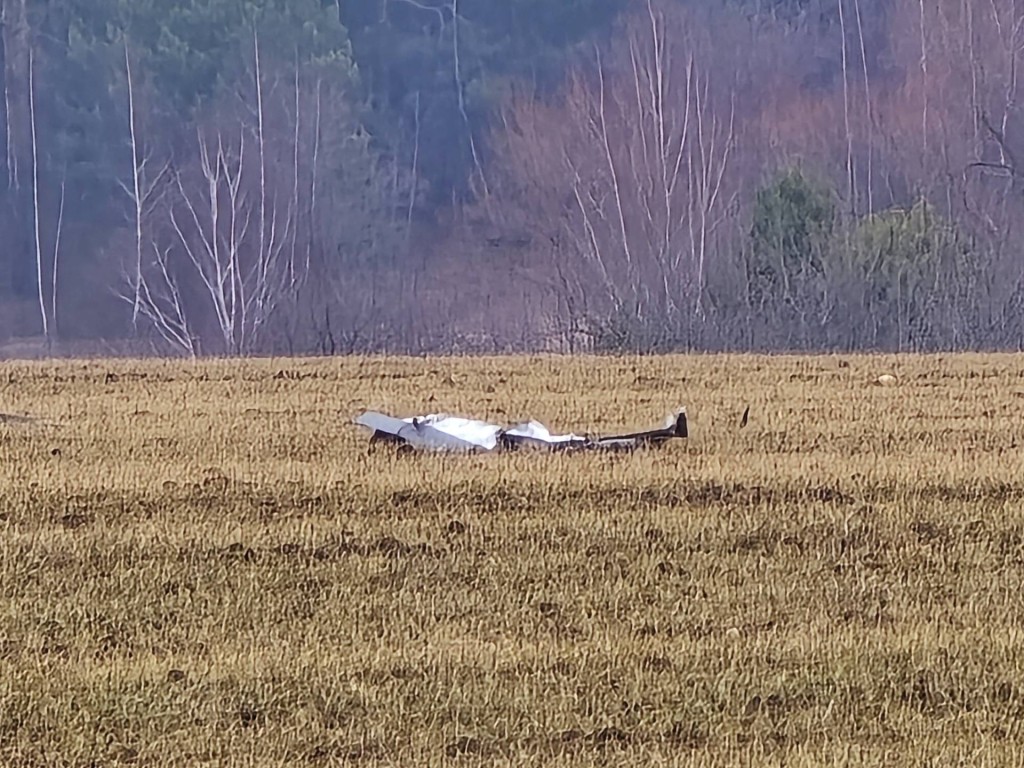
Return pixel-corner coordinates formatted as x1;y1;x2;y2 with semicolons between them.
354;408;688;454
0;411;60;428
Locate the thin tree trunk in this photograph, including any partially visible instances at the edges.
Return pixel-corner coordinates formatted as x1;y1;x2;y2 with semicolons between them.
852;0;873;215
406;89;420;245
837;0;856;213
2;20;12;191
28;47;47;340
51;170;64;336
451;0;488;203
125;39;144;329
307;77;321;276
289;46;300;286
2;0;33;298
596;46;636;313
919;0;929;161
252;23;267;355
2;0;28;192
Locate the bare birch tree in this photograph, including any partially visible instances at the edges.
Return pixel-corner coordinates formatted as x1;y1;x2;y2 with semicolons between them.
125;242;197;356
28;47;47;340
120;39;171;333
123;23;399;356
126;29;304;355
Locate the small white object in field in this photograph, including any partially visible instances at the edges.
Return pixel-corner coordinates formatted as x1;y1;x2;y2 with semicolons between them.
875;374;898;386
725;627;742;641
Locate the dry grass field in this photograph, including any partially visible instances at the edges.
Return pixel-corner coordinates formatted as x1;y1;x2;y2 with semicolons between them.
1;353;1023;766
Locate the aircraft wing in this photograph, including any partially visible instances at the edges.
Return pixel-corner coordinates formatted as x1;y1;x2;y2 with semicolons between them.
593;408;688;447
354;411;411;438
355;411;502;452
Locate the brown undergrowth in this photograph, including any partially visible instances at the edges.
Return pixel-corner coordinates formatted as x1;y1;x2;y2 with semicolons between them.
1;353;1023;766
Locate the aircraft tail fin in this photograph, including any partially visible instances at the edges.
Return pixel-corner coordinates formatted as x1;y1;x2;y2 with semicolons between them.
672;409;688;438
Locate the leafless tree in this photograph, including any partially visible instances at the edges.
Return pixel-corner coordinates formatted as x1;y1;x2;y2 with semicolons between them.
837;0;856;210
919;0;930;160
50;171;64;335
852;0;873;215
121;39;171;332
124;242;196;356
2;0;28;192
488;0;738;348
126;29;309;355
28;47;47;340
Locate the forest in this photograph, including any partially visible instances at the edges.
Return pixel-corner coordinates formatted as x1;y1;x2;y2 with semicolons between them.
1;0;1022;356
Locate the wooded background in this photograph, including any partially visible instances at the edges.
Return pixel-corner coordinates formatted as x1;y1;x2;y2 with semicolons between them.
1;0;1022;355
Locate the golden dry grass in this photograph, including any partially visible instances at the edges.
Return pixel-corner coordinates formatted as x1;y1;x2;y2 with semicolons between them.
1;353;1024;766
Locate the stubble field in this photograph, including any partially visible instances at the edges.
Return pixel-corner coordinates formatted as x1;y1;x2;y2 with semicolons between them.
1;353;1023;766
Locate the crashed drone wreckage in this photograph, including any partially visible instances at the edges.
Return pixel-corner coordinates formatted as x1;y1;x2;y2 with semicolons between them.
354;408;688;454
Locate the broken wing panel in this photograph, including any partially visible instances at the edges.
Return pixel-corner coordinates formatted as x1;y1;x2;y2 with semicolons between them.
410;415;503;451
355;411;503;452
354;411;411;438
398;420;490;453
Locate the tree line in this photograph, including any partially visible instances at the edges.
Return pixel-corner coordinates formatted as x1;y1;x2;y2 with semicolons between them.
1;0;1022;356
